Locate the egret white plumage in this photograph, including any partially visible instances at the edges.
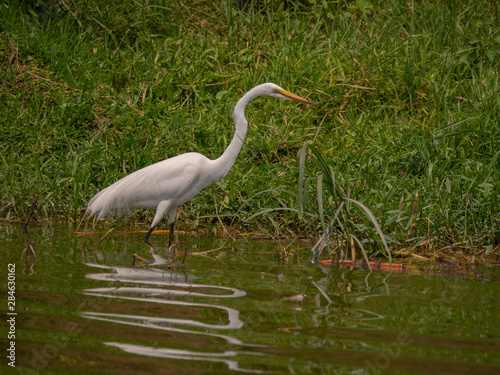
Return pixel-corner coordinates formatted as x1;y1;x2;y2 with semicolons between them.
86;82;313;245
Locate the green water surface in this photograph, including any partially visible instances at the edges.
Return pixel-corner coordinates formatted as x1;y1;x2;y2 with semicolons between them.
1;224;499;374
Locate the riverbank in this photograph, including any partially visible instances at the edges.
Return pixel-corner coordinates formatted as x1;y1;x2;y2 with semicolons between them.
1;0;498;258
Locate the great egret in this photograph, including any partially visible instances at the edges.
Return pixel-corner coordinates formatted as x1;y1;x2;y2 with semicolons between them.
86;82;313;245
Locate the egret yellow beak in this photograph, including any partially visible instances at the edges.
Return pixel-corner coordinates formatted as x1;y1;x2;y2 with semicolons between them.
275;88;315;106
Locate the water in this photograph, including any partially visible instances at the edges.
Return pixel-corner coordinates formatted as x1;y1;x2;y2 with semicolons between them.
1;224;499;374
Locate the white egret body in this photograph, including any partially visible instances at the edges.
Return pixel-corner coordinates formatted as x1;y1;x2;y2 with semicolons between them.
86;83;313;244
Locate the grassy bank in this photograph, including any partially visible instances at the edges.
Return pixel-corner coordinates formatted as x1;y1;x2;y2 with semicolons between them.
1;0;499;258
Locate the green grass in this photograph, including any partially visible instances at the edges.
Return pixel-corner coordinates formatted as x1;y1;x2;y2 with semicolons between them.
1;0;499;258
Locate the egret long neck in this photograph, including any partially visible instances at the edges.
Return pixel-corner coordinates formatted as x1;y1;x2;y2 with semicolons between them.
213;88;258;181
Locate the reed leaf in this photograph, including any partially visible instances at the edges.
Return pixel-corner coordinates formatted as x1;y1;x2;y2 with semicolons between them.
346;198;392;267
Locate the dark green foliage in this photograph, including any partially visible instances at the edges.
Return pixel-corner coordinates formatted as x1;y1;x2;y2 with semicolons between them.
0;0;498;254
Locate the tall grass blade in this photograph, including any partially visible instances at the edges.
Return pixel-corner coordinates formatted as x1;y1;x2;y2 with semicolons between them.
433;116;479;136
298;145;308;221
346;198;392;268
350;234;372;271
483;149;500;185
317;172;326;234
310;201;345;263
309;146;342;199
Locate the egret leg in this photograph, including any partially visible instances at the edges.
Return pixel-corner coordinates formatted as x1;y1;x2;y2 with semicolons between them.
168;222;175;247
144;225;156;244
146;201;171;245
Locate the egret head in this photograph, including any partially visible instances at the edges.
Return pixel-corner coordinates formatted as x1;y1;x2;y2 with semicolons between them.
256;82;315;105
